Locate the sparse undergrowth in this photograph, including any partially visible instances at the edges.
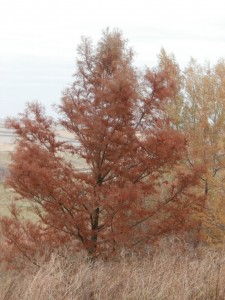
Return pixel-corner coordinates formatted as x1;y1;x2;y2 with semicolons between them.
1;240;225;300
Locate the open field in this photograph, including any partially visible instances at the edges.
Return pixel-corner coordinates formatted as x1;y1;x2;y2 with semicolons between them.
0;183;15;216
0;183;36;218
0;118;14;216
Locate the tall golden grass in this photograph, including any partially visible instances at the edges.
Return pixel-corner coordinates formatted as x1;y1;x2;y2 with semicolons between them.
1;239;225;299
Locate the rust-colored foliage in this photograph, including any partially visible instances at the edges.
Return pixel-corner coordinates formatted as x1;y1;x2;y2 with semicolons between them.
0;30;203;266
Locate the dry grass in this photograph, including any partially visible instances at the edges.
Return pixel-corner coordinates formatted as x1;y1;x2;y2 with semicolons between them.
1;241;225;300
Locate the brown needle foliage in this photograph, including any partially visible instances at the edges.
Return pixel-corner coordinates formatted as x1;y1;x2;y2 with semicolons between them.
0;29;203;268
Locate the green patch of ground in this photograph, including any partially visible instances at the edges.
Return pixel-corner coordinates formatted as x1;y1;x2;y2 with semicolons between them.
0;151;11;168
0;183;37;220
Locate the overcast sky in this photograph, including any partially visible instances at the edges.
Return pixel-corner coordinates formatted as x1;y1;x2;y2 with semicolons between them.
0;0;225;118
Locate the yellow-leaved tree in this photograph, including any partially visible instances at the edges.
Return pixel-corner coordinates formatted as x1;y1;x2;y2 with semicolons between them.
157;50;225;245
182;59;225;244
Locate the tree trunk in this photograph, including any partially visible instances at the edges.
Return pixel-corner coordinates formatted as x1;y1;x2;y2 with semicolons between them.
89;207;100;256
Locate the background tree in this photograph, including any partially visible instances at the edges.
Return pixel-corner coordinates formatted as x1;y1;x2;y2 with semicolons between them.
0;30;202;267
160;54;225;244
150;51;208;246
156;48;184;131
182;59;225;243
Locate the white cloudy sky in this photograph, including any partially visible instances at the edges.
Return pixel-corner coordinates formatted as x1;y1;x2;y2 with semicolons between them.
0;0;224;118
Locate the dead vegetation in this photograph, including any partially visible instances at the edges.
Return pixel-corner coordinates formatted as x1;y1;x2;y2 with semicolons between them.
1;239;225;300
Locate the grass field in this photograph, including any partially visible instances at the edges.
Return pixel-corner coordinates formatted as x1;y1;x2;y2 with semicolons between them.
1;240;225;300
0;132;13;216
0;183;37;219
0;183;15;216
